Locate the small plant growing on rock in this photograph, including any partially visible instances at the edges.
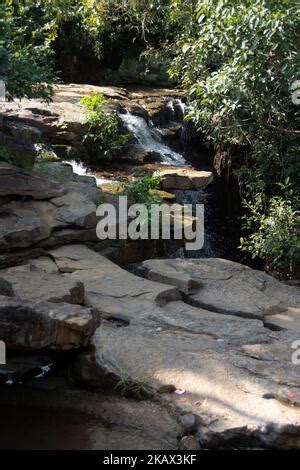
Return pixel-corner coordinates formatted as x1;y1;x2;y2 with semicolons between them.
114;375;152;400
124;172;163;226
80;93;129;159
124;172;162;207
0;146;14;164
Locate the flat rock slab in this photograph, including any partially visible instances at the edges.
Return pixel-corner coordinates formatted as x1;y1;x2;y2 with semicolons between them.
48;245;181;317
264;307;300;333
81;314;300;448
66;252;300;448
140;258;300;326
0;264;85;304
160;168;213;190
0;295;100;350
5;245;299;447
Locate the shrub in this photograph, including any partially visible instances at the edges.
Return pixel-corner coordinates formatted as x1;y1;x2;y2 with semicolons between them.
80;93;129;159
170;0;299;277
240;179;300;278
124;172;161;206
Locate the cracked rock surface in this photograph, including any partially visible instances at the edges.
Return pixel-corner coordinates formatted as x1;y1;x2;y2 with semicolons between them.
43;245;300;448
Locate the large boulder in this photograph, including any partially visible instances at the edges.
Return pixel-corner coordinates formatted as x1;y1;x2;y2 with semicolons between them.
0;163;64;199
0;295;100;350
81;316;300;449
0;165;102;264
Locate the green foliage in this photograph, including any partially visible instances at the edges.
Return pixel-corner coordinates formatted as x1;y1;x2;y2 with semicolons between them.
0;0;195;97
80;93;129;159
171;0;298;175
124;173;162;227
0;145;13;163
169;0;299;276
114;375;151;399
0;0;61;100
124;172;162;207
240;179;300;278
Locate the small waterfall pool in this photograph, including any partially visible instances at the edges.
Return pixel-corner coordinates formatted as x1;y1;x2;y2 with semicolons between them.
119;110;186;166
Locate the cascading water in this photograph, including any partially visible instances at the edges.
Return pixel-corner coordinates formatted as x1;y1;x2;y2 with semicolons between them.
62;159;112;185
119;109;186;166
169;188;231;260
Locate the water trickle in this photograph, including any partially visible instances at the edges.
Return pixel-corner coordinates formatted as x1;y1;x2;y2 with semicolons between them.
62;159;112;185
119;110;186;166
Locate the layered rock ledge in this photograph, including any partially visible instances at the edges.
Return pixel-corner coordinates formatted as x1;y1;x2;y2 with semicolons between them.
14;244;296;449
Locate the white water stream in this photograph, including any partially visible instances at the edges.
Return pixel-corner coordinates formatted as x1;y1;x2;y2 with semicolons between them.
62;159;112;185
119;109;186;166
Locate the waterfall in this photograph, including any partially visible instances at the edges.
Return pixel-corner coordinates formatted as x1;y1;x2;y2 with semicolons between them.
169;188;230;259
62;159;113;185
119;110;186;166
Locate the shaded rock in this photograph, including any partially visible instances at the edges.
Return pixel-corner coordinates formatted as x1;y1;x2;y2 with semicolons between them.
0;384;180;450
160;168;213;190
36;227;99;249
50;190;98;228
0;163;64;199
0;200;54;250
0;166;101;259
179;413;198;434
140;259;202;294
0;248;45;270
33;161;96;186
0;278;14;297
157;384;176;394
0;295;100;350
148;301;269;346
0;264;85;304
8;122;42;144
178;436;201;450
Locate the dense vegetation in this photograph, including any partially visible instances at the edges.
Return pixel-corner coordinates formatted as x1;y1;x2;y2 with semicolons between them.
0;0;299;277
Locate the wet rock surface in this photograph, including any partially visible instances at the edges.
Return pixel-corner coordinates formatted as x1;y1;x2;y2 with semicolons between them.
0;386;180;450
